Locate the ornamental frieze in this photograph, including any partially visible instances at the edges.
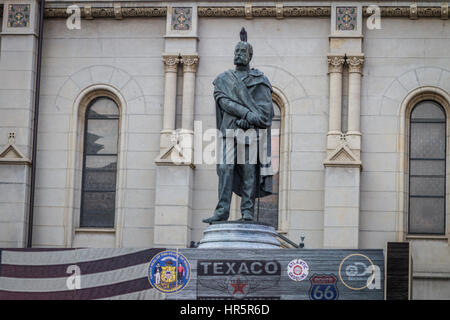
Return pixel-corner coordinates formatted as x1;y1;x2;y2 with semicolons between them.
43;5;447;20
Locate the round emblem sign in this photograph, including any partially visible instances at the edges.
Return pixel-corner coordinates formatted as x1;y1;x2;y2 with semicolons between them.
287;258;309;282
148;250;191;294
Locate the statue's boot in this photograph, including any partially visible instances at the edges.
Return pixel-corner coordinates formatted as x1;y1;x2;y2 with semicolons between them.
202;215;227;224
241;212;254;222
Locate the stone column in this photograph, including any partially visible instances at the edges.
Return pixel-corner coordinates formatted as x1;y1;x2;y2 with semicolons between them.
346;55;364;155
179;54;199;164
180;55;198;132
0;0;40;247
160;54;180;151
327;55;345;148
153;5;198;248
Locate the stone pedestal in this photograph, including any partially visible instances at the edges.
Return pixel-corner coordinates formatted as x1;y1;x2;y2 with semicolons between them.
198;221;281;249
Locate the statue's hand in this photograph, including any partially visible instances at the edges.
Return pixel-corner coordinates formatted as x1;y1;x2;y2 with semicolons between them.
236;119;250;130
245;112;260;126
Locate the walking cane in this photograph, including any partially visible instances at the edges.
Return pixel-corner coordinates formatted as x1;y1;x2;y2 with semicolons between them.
256;128;261;222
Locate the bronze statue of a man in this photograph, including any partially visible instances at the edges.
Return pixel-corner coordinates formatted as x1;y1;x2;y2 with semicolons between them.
203;28;274;224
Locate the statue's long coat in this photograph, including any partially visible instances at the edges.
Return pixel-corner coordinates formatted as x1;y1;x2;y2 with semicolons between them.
213;68;274;198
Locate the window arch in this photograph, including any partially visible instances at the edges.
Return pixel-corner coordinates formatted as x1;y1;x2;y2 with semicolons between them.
80;97;120;228
408;100;446;234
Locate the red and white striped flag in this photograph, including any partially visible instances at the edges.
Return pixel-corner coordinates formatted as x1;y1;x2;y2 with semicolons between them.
0;248;165;300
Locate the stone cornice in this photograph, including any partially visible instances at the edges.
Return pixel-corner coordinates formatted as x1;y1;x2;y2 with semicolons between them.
43;4;449;20
44;6;166;18
363;5;448;19
198;6;331;18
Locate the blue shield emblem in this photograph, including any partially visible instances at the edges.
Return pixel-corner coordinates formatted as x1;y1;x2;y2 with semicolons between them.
309;274;339;300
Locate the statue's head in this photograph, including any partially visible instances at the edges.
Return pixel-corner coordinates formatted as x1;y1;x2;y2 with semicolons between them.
234;28;253;67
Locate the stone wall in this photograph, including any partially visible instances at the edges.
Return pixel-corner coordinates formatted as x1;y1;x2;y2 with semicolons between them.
34;17;166;247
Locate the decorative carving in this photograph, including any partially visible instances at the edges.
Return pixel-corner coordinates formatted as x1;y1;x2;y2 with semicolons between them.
253;7;276;17
327;55;345;74
122;7;166;17
172;7;192;31
276;3;284;19
181;55;199;73
114;3;122;20
363;7;408;17
410;4;418;20
0;132;31;166
346;56;364;74
42;5;448;20
44;7;166;18
7;4;31;28
198;7;245;17
8;132;16;145
84;5;93;20
442;3;449;20
323;143;361;168
283;6;330;17
336;7;357;31
163;55;180;73
245;3;252;19
45;8;69;18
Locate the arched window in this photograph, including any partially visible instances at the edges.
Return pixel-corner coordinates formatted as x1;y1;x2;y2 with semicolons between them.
80;97;120;228
409;100;446;234
256;101;281;229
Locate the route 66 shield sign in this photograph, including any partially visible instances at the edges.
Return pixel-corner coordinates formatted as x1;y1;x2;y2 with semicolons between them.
309;274;339;300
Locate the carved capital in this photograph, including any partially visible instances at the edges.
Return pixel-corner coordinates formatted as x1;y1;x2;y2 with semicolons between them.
346;56;364;73
181;55;199;73
162;55;180;73
327;55;345;73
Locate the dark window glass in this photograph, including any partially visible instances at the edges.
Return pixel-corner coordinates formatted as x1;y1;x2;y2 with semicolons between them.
256;101;281;229
80;97;119;228
409;100;446;234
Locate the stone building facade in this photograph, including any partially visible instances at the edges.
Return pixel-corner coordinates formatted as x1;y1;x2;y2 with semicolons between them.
0;0;449;299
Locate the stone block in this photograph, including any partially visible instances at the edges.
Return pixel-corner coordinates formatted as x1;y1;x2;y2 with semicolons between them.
324;207;359;228
123;208;154;228
128;133;160;152
290;151;326;171
358;231;396;249
360;191;397;212
289;210;324;230
289;190;324;211
33;206;65;227
361;171;396;192
155;185;191;206
125;169;155;189
323;226;358;249
73;231;116;248
124;189;155;209
0;222;27;247
325;167;360;188
291;171;324;191
153;225;191;247
359;211;396;232
325;185;360;208
121;227;154;247
32;225;65;246
155;205;190;226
